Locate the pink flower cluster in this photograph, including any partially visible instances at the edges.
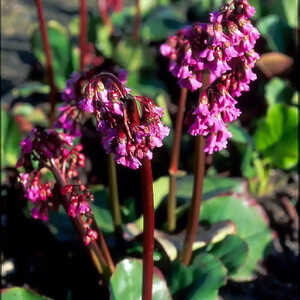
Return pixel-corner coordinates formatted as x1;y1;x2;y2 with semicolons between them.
19;172;52;221
56;66;128;138
17;128;97;245
62;184;97;245
58;68;169;169
161;0;260;154
82;76;170;169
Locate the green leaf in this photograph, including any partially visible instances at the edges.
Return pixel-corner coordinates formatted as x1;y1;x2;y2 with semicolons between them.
110;259;172;300
227;123;256;178
2;287;52;300
227;123;251;144
71;47;80;72
200;196;272;280
114;40;146;72
1;107;22;168
90;185;114;234
176;175;243;205
241;145;256;178
135;176;169;229
49;207;77;242
257;15;293;53
209;235;249;275
156;93;172;127
265;77;295;106
168;253;227;300
264;0;297;28
141;7;185;42
12;102;48;127
250;0;261;19
281;0;297;27
188;0;224;23
30;20;71;89
95;25;113;58
254;103;298;169
12;82;50;97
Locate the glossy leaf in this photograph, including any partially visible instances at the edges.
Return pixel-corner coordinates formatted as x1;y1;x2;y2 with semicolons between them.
2;287;52;300
168;253;227;300
49;207;77;242
257;15;293;53
208;235;249;275
141;7;185;42
135;176;169;229
254;103;298;169
1;107;22;168
90;185;114;234
228;123;251;144
96;25;113;58
200;195;272;281
31;20;71;89
114;40;154;72
110;259;172;300
265;77;295;106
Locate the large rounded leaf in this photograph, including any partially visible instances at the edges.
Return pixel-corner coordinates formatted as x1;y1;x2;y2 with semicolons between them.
110;259;172;300
200;196;272;281
254;103;298;169
168;253;227;300
2;287;51;300
208;235;249;275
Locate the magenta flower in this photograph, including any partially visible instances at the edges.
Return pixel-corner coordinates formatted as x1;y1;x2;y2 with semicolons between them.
161;0;260;154
17;128;97;245
80;75;170;169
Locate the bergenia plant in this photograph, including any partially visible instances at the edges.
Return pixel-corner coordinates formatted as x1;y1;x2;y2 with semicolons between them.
10;0;271;298
160;0;260;264
17;69;170;299
16;128;115;278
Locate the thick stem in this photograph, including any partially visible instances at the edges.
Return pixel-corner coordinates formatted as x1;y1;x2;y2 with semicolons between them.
129;98;154;300
140;158;154;300
167;88;187;232
133;0;141;41
35;0;56;126
180;136;206;265
79;0;88;71
50;161;114;278
98;0;113;34
108;154;122;234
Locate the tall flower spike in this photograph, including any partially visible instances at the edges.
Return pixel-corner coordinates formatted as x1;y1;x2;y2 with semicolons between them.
80;73;170;169
161;0;259;153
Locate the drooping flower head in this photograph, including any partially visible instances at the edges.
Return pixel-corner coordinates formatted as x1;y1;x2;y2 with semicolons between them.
161;0;260;153
16;128;97;244
56;64;128;138
81;73;170;169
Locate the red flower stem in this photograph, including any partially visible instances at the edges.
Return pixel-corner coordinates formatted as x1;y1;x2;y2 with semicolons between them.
49;160;114;278
79;0;88;71
167;87;187;232
133;0;141;41
98;0;114;34
180;135;206;265
130;99;154;300
141;158;154;300
35;0;56;126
